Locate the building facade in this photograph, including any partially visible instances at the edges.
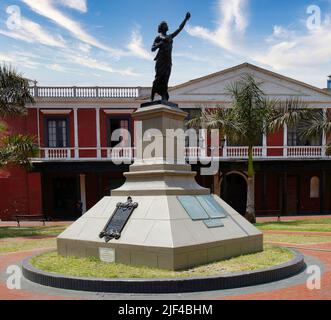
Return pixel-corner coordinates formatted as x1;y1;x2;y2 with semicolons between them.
1;63;331;220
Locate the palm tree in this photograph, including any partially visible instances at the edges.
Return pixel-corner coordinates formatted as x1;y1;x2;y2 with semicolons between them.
0;64;38;168
0;134;39;168
225;75;272;223
189;74;310;223
299;109;331;155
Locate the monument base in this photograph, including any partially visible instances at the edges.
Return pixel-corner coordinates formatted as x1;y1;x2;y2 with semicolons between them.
140;100;179;109
57;195;263;271
57;103;263;271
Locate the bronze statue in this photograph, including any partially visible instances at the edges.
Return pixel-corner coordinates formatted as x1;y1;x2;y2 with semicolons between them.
151;12;191;102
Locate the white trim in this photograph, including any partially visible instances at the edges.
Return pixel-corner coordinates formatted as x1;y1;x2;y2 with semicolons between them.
73;108;79;159
37;108;41;147
283;124;288;157
322;108;327;156
41;109;72;115
79;174;87;214
103;109;135;114
262;133;267;157
96;108;101;158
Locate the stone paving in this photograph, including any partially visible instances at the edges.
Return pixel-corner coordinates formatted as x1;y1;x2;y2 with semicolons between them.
257;215;331;222
0;220;330;300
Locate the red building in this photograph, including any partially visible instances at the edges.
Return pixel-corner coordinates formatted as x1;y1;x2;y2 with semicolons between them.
1;63;331;220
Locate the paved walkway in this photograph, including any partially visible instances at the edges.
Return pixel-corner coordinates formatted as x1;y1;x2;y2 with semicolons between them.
0;230;330;300
257;215;331;222
0;221;73;227
0;250;70;300
225;243;331;300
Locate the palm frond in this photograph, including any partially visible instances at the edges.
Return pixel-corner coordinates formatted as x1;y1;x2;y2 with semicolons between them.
326;143;331;156
0;134;39;169
0;64;35;118
267;98;311;133
0;121;7;133
299;110;331;139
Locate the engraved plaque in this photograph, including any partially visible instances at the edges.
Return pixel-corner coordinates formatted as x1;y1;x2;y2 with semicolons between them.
99;197;138;242
196;195;227;219
177;196;209;220
177;195;226;229
99;247;115;263
203;219;224;228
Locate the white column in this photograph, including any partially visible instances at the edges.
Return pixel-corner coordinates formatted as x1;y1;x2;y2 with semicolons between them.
96;108;101;159
79;174;87;214
262;133;267;157
37;108;41;147
322;108;327;157
73;108;79;159
223;135;228;158
283;124;288;157
201;106;208;158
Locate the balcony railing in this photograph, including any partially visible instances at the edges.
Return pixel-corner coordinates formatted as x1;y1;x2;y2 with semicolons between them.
223;147;264;158
32;146;329;162
286;146;323;157
29;86;140;98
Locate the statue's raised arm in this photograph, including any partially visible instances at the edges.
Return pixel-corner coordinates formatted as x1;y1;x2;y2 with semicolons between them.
171;12;191;39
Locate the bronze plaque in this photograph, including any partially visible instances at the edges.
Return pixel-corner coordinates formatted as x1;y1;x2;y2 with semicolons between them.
99;197;138;242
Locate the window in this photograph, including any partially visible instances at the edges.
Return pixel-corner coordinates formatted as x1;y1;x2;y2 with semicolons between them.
184;109;201;129
288;111;323;146
310;176;320;199
227;135;263;147
108;117;131;148
184;109;205;148
288;125;322;146
46;119;69;148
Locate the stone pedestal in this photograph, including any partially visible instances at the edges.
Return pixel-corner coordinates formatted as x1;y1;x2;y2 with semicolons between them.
57;103;263;271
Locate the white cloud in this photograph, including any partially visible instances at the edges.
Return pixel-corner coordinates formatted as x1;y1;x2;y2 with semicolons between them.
0;17;66;48
174;52;211;63
185;0;331;87
127;29;153;60
256;17;331;71
58;0;87;13
48;63;67;72
21;0;125;57
0;53;13;63
0;51;41;69
68;54;138;76
78;42;91;53
187;0;248;51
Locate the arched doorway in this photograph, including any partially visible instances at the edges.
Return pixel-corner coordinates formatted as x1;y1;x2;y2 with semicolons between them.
221;173;247;216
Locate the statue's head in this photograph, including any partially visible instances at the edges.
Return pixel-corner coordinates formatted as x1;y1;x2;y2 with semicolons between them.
158;21;169;34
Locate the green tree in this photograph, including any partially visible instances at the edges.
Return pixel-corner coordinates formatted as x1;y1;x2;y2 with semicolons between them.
299;109;331;155
189;74;310;223
0;64;38;168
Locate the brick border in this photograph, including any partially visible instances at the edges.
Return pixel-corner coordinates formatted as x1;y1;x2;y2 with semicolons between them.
22;251;305;294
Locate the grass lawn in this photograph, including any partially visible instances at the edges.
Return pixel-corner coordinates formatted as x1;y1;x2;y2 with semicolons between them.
256;218;331;233
264;233;331;245
0;238;56;254
0;226;66;239
31;245;293;279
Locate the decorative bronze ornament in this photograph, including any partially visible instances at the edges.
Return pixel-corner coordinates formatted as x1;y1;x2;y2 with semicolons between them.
99;197;138;242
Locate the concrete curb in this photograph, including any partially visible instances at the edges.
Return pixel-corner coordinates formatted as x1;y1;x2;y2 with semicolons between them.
22;251;305;294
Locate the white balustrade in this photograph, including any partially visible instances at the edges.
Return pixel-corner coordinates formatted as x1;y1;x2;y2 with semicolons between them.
186;147;202;158
35;146;329;162
224;147;264;158
31;86;139;98
107;148;135;159
287;146;323;158
44;148;71;159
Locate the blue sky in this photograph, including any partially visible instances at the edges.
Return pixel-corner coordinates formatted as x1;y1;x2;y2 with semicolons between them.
0;0;331;88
